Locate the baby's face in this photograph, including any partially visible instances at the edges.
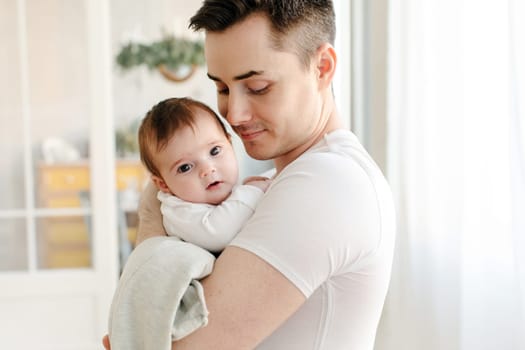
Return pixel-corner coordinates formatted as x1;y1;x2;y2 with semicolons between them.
155;109;238;205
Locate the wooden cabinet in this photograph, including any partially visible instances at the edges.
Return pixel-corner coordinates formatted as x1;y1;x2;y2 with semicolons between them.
37;159;147;268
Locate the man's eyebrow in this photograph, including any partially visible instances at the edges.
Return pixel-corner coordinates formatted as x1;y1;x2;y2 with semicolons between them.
207;70;264;82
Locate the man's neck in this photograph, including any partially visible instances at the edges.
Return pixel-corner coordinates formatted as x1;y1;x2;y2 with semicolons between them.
273;105;343;174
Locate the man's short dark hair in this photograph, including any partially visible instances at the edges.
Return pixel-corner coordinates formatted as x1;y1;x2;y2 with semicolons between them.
189;0;335;68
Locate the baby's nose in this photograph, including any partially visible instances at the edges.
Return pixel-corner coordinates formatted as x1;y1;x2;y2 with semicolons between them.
200;163;216;178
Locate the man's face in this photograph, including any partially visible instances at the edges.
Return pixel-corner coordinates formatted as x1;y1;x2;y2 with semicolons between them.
153;109;239;205
204;14;325;169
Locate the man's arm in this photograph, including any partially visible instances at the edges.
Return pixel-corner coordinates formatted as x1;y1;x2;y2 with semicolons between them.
103;182;303;350
172;245;306;349
141;181;305;349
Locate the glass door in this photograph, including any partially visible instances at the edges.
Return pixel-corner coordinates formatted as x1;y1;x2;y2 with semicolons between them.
0;1;119;348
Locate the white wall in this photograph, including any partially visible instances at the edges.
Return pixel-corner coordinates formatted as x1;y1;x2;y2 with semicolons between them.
349;0;388;172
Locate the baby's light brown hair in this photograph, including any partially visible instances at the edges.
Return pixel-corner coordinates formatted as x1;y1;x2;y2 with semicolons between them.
138;97;229;177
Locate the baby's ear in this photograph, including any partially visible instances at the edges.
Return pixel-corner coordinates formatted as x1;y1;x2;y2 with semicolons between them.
151;175;171;193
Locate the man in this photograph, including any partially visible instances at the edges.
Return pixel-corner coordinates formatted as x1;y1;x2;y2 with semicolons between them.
105;1;395;349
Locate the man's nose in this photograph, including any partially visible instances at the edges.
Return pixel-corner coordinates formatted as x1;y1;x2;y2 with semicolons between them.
226;92;251;126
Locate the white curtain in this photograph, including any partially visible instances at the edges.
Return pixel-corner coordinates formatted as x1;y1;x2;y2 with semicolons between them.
375;0;525;349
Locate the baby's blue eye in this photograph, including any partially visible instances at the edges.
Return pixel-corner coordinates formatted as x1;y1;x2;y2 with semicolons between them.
210;146;221;156
177;164;193;173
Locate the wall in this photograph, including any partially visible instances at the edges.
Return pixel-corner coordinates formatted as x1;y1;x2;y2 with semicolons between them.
367;0;388;173
351;0;389;173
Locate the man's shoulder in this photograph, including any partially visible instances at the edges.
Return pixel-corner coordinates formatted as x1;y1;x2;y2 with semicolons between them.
293;129;382;180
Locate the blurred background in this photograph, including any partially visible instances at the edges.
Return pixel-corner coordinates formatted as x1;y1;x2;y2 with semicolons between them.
0;0;523;349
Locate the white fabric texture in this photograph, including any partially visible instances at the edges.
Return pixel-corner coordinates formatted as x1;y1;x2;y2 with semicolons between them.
375;1;525;349
158;185;264;252
108;236;215;350
230;129;396;350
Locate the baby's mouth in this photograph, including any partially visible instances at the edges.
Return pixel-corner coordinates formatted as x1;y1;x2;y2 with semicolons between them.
207;181;222;190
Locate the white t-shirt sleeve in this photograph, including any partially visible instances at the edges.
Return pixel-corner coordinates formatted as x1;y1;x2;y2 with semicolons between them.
159;185;264;252
230;151;385;297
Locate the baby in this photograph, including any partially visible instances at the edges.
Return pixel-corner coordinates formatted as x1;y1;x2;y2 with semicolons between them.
138;97;271;252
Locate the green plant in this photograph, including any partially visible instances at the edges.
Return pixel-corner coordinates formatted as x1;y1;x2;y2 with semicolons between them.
115;118;141;157
115;35;205;72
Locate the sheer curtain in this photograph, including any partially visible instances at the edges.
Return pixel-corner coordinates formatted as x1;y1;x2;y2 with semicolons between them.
375;0;525;349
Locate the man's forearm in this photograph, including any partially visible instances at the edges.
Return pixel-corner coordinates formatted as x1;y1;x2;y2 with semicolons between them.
168;246;305;349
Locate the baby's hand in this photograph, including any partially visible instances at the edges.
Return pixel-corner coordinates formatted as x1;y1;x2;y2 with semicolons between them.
243;176;272;192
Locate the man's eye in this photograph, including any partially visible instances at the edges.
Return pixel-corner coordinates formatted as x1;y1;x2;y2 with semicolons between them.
217;87;229;95
215;83;229;95
210;146;221;156
250;86;269;95
177;164;193;173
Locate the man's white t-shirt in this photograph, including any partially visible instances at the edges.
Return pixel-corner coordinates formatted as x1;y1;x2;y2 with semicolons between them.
230;129;396;350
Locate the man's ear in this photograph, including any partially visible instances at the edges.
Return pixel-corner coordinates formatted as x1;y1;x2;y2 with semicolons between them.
315;43;337;89
151;175;171;194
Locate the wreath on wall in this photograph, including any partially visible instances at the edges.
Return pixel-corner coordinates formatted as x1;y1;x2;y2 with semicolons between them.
115;35;205;82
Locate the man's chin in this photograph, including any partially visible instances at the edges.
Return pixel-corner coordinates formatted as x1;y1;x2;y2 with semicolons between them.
244;144;274;161
247;154;273;161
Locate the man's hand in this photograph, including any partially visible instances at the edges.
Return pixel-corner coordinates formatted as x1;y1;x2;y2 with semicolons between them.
243;176;272;193
102;335;110;349
136;180;167;245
